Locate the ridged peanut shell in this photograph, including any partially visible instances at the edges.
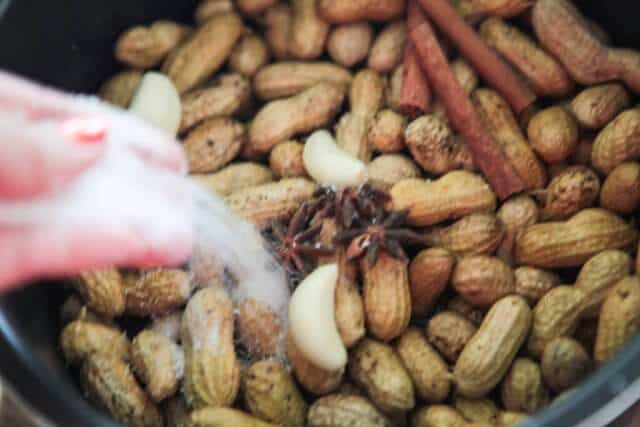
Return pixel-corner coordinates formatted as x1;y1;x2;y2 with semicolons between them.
224;178;317;229
527;286;586;359
472;89;547;190
527;106;579;164
368;109;407;153
244;359;307;427
183;118;245;174
575;250;632;318
269;141;307;178
480;18;572;98
186;408;277;427
249;82;345;154
237;298;281;358
123;269;192;316
182;287;240;409
454;296;532;398
131;330;184;402
254;62;352;100
404;115;474;175
349;339;415;414
61;320;129;364
540;166;600;220
514;208;638;268
162;13;243;93
452;256;515;308
409;248;455;317
229;33;270;77
541;337;591;392
328;22;374;68
424;213;505;256
307;394;392;427
390;172;497;227
571;84;631;129
592;108;640;174
447;297;486;326
317;0;406;23
287;334;343;396
73;268;125;318
192;163;274;196
600;162;640;214
367;21;406;73
289;0;330;60
453;396;499;424
361;252;411;342
396;328;450;403
595;276;640;363
496;195;539;264
367;154;421;190
411;405;467;427
180;73;251;132
501;358;549;413
514;267;560;305
81;354;163;427
334;255;365;348
426;311;477;363
115;20;192;69
262;4;292;54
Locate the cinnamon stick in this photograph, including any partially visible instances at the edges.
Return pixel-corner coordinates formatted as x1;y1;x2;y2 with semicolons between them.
416;0;536;114
407;0;525;200
400;41;431;118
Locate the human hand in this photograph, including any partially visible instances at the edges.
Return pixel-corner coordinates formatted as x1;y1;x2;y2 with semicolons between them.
0;71;192;291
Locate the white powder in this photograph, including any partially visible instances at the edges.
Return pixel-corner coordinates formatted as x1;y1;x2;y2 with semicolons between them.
0;95;290;358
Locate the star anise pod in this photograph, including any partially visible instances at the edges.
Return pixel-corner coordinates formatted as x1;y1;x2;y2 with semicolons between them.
311;184;391;229
265;201;334;282
334;210;425;268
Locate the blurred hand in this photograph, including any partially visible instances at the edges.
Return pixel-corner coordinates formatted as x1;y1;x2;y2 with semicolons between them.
0;71;192;291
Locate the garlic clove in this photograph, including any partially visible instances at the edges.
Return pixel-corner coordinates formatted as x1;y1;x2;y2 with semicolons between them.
303;129;368;187
288;263;347;371
129;72;182;135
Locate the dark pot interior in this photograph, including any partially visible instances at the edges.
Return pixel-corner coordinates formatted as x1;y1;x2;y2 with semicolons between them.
1;1;640;426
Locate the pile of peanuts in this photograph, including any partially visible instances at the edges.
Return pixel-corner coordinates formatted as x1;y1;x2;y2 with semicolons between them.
59;0;640;426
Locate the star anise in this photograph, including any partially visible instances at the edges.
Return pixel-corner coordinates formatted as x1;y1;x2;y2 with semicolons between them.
334;210;426;268
265;201;334;282
311;184;391;229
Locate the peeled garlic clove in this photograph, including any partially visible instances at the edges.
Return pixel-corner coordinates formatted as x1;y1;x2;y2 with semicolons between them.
129;72;182;135
288;263;347;371
303;130;368;187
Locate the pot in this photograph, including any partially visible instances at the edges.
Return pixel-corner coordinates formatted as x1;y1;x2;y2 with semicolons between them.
1;0;640;426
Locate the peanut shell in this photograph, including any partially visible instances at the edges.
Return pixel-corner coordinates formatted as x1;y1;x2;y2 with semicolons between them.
527;286;586;359
244;359;307;427
595;276;640;363
390;171;497;227
541;337;591;393
426;311;477;363
162;13;243;93
409;248;455;317
81;354;163;427
501;358;549;413
307;394;391;427
454;296;532;398
131;330;184;402
349;339;415;414
396;328;450;403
